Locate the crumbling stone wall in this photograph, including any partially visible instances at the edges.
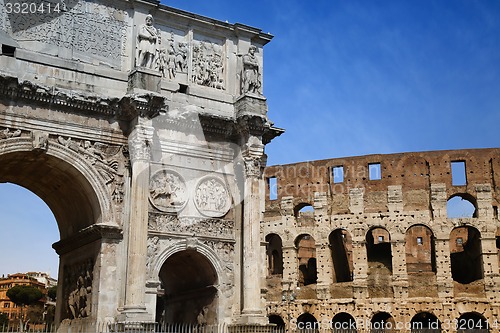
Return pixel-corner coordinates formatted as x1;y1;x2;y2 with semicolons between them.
262;148;500;332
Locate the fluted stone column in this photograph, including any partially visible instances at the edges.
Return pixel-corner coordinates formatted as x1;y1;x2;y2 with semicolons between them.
120;124;154;322
239;154;267;324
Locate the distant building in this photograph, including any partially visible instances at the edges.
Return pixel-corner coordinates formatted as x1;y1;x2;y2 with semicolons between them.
0;272;57;324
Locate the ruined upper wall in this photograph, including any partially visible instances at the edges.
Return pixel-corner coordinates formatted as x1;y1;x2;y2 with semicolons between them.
264;148;500;215
0;0;272;99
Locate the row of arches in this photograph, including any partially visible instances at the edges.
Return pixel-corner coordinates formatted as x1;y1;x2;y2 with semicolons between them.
293;193;478;225
269;311;490;332
267;224;488;286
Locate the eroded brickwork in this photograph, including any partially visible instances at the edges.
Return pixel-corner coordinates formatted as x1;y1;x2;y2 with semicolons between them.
262;149;500;332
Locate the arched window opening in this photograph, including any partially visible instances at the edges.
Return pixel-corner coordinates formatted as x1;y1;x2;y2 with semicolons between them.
332;312;357;333
366;228;393;297
406;225;436;274
366;228;392;272
457;312;490;333
269;314;285;330
410;312;441;333
450;226;483;284
295;235;317;286
447;194;477;218
370;312;395;333
266;234;283;276
297;313;318;333
294;203;315;227
329;229;353;282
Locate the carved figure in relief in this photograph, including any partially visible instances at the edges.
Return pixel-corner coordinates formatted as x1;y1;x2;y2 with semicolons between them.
192;41;225;90
176;42;188;72
0;128;21;139
150;171;188;212
195;178;230;217
241;45;261;94
65;260;93;319
137;15;159;69
31;131;49;151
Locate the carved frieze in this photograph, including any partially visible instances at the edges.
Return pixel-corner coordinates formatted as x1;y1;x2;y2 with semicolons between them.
149;170;188;213
201;239;235;272
158;31;189;79
63;258;93;320
191;40;225;90
0;127;21;139
148;213;234;239
56;136;126;203
3;0;129;67
194;177;231;217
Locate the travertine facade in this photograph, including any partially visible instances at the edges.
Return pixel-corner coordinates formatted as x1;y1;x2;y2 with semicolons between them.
263;150;500;332
0;0;281;326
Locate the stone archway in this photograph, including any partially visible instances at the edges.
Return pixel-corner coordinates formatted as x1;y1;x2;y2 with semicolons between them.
157;249;218;324
0;137;121;324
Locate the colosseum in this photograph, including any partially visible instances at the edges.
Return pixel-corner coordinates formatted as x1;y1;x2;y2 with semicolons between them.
262;149;500;332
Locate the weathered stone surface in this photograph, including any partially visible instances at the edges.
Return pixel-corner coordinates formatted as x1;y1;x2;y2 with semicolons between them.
0;0;281;327
262;149;500;329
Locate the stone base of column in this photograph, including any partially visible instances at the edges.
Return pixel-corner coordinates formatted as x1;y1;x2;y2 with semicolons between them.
117;305;153;323
236;310;269;325
230;324;275;333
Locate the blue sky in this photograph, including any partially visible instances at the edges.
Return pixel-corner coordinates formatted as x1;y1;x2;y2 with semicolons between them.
165;0;500;165
1;0;500;276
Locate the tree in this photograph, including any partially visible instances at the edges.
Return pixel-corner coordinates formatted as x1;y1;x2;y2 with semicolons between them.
47;286;57;301
6;285;43;330
0;312;8;327
6;285;43;308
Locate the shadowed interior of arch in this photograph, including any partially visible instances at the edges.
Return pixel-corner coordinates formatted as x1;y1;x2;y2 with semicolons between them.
157;249;218;325
0;151;102;238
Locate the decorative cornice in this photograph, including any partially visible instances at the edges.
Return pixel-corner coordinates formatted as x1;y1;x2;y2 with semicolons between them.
52;224;123;255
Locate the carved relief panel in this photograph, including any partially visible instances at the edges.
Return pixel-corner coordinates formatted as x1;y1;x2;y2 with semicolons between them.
194;176;231;217
156;27;189;79
63;258;94;320
1;0;131;68
149;169;188;213
191;34;226;90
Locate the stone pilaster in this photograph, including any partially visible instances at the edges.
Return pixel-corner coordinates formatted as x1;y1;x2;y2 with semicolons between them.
434;237;453;299
391;239;409;298
351;236;368;300
120;123;154;322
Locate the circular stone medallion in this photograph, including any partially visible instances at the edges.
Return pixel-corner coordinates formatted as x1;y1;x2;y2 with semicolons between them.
149;170;187;213
194;177;231;217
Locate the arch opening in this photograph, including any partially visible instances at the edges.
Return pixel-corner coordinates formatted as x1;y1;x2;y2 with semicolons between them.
366;228;393;297
329;229;353;283
157;250;218;324
371;312;395;333
297;313;318;333
410;312;441;333
447;194;477;218
450;226;483;284
332;312;357;333
0;149;106;324
295;235;317;286
294;203;315;227
269;314;285;329
457;312;489;333
406;225;437;297
266;234;283;276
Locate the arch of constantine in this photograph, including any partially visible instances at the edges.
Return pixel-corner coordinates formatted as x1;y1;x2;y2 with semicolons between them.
1;0;499;332
1;0;281;327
